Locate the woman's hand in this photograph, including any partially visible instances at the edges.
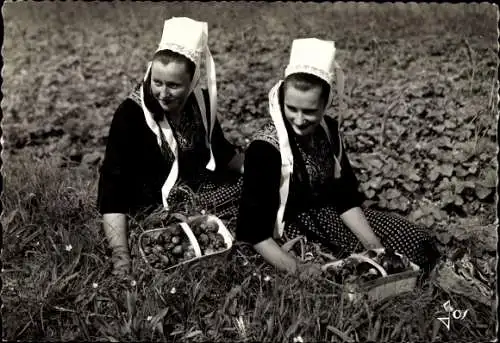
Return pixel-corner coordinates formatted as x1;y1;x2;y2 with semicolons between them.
253;238;324;281
254;238;298;274
340;207;384;250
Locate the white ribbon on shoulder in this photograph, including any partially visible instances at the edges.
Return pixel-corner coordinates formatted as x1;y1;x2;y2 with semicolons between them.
139;84;179;211
203;47;217;171
268;81;293;239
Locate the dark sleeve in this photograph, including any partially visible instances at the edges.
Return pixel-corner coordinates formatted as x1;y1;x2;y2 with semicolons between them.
236;141;281;245
202;89;238;169
326;117;366;214
97;101;136;214
333;143;366;214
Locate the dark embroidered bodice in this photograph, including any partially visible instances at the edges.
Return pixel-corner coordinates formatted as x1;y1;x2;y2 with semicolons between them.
292;128;335;198
253;120;335;198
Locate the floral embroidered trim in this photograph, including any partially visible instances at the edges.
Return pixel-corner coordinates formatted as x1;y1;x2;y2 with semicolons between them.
293;129;335;197
170;95;205;151
285;64;334;84
157;42;203;65
253;121;280;150
128;85;142;107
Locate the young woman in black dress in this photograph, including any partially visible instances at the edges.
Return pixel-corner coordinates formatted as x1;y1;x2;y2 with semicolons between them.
97;17;244;277
236;38;439;279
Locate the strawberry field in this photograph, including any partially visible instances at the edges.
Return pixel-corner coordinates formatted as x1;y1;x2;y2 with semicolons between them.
1;3;498;342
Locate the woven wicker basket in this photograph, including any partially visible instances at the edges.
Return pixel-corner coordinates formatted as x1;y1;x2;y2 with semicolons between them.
322;249;421;303
139;215;233;271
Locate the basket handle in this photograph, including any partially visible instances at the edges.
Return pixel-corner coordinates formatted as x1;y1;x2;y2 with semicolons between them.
209;215;234;246
350;253;388;277
282;235;305;252
178;222;203;257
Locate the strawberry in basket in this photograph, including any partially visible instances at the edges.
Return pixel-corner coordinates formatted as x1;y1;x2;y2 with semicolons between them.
324;255;386;285
378;247;408;274
188;215;229;255
141;224;197;269
364;248;411;275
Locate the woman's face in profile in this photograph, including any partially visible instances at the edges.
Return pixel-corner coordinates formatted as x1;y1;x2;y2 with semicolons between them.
150;60;192;113
283;84;325;136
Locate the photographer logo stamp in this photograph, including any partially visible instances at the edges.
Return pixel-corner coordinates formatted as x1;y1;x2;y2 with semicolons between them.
436;300;470;330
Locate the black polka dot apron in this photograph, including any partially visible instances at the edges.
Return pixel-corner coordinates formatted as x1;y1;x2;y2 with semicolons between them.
283;125;439;270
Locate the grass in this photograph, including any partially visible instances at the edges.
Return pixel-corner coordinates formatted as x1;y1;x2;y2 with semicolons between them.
1;2;498;342
1;152;496;342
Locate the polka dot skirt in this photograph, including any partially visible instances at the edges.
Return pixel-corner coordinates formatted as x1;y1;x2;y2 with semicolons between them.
285;206;439;270
196;176;243;227
167;175;243;232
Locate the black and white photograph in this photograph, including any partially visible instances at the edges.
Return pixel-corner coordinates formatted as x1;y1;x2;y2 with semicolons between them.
1;2;497;342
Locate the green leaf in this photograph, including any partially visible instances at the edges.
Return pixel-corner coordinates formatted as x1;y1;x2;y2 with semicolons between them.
468;164;478;174
453;178;466;193
479;168;496;188
439;164;454;177
402;182;418;192
433;125;445;133
401;153;413;163
366;176;383;190
436;136;453;148
429;147;441;157
380;179;395;188
463;180;476;189
437;177;452;191
408;172;421;182
454;195;464;206
423;216;436;227
366;156;384;170
357;118;372;130
359;173;369;183
378;198;388;209
435;230;452;244
409;209;425;221
441;190;454;205
386;188;401;200
431;209;447;221
444;119;457;129
361;182;371;192
399;196;410;212
382;164;393;176
388;199;400;210
479;153;490;162
125;290;137;319
365;189;376;199
184;330;203;339
452;150;468;163
429;167;440;182
475;186;492;200
454;180;475;194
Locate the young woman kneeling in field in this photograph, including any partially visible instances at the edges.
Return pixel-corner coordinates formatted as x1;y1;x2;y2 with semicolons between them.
236;38;440;279
97;17;244;277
